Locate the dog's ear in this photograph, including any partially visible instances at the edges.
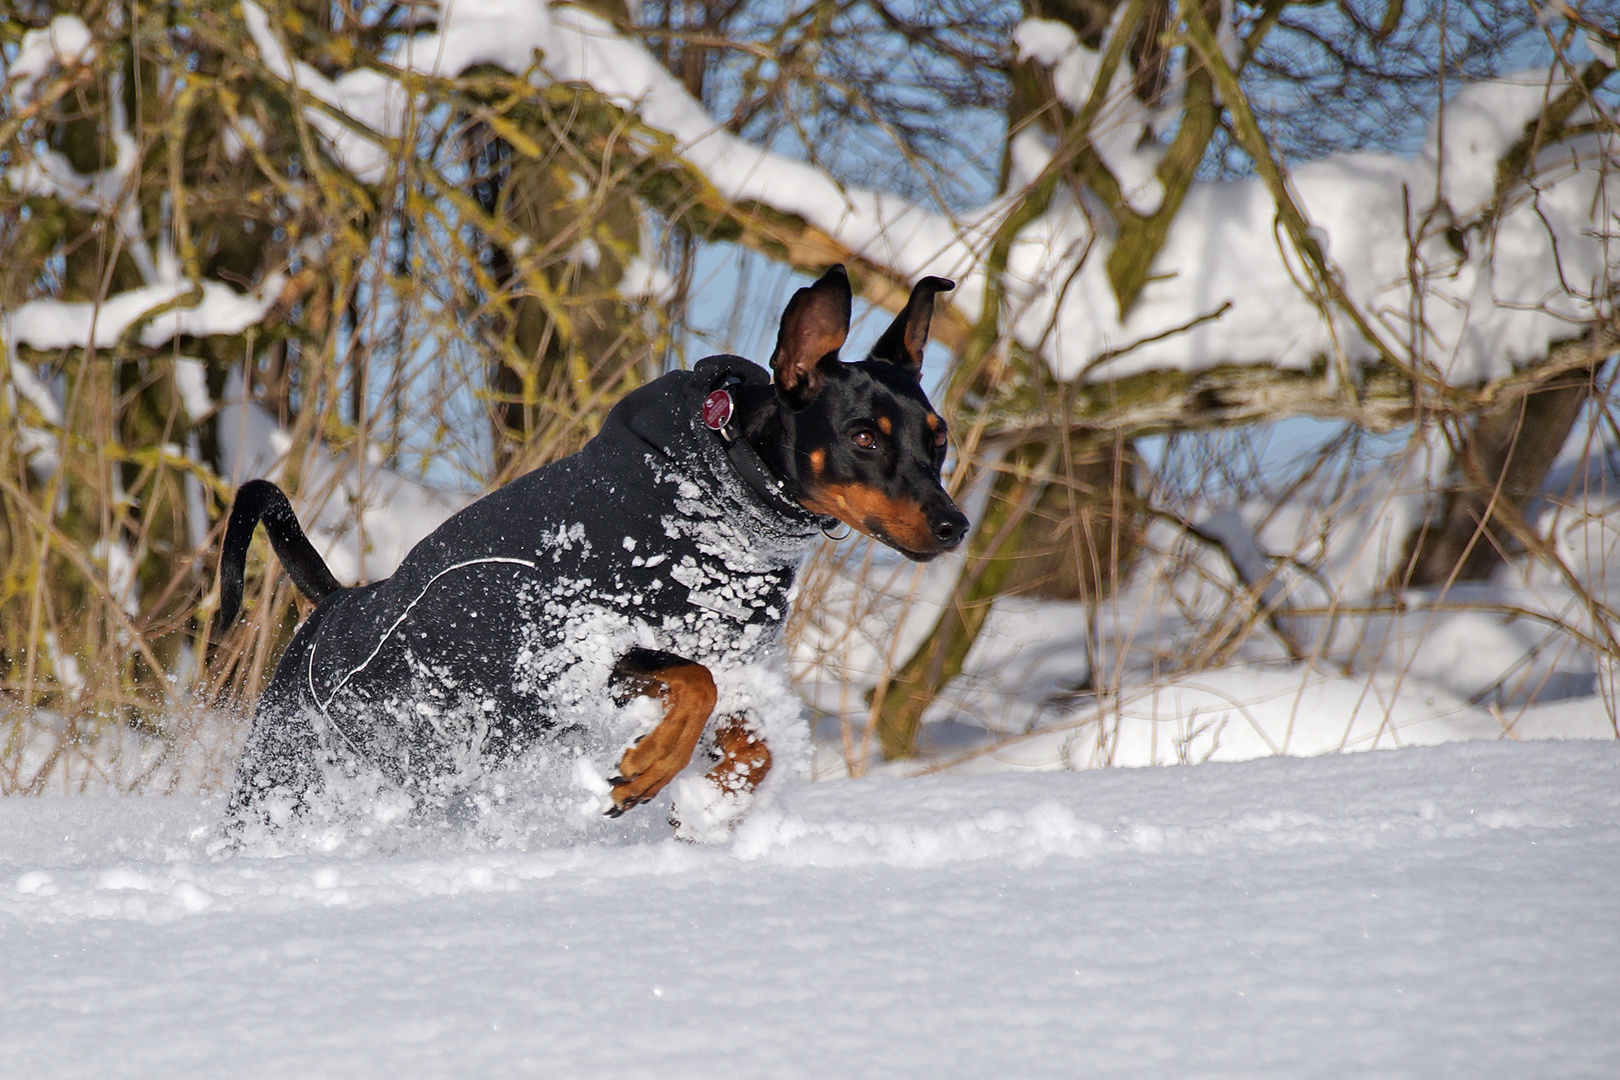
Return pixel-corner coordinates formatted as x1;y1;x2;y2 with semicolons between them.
868;276;954;381
770;266;851;409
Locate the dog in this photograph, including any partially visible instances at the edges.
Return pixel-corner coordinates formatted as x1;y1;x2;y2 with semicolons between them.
215;267;967;837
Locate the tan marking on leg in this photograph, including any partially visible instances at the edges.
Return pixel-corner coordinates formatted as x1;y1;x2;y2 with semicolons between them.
705;713;772;798
609;660;716;815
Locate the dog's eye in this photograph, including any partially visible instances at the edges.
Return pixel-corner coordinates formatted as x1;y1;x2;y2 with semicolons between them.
934;428;947;450
853;430;877;450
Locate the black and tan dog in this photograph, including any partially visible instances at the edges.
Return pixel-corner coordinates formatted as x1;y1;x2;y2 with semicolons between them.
217;267;966;836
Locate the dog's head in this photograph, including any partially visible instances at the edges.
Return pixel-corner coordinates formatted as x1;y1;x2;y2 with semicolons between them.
766;266;969;562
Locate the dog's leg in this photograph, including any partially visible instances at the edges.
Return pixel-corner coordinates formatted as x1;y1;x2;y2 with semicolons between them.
607;648;717;816
705;713;771;797
665;713;773;841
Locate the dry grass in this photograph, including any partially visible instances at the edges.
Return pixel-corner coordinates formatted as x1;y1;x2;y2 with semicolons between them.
789;393;1620;779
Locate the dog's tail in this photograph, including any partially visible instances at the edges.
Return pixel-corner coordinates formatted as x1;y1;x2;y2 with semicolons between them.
214;480;343;636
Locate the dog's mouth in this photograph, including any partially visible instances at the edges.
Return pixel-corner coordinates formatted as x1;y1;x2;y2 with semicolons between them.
799;483;966;561
864;519;948;562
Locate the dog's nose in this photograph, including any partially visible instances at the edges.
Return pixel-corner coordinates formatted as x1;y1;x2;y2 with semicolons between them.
933;510;969;550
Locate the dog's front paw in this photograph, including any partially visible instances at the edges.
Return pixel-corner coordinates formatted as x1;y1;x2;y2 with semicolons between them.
605;731;694;816
663;715;774;839
603;651;716;817
706;715;771;796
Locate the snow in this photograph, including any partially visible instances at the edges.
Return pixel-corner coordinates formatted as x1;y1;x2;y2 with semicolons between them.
5;15;95;107
1590;31;1619;70
789;422;1620;779
2;278;288;352
1011;17;1078;68
4;133;136;213
171;357;215;421
1;740;1615;1077
1013;15;1167;214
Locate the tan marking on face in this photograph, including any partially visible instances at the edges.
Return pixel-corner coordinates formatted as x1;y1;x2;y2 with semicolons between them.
876;416;893;436
925;414;941;432
808;448;827;477
799;482;937;554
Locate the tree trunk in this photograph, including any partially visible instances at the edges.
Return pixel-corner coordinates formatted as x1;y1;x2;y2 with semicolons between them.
1401;330;1613;587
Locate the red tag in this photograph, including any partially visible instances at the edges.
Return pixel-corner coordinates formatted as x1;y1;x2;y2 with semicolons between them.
702;388;733;431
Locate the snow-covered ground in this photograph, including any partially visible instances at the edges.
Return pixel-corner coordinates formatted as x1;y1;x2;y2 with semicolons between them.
3;739;1616;1078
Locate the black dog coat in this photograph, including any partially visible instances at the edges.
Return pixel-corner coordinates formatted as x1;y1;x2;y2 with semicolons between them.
228;355;825;822
220;268;968;837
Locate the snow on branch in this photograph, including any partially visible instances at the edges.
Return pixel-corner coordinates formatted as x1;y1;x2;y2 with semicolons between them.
244;1;1616;400
5;15;97;108
1;277;290;477
2;277;289;354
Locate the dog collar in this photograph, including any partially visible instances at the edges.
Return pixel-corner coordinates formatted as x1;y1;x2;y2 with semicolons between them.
702;380;835;529
702;387;735;432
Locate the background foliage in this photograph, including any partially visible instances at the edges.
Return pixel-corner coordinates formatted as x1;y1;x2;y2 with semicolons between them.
2;0;1616;792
